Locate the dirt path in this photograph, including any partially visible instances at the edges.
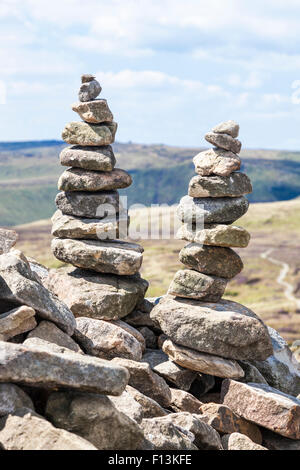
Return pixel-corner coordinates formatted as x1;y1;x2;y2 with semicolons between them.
261;248;300;309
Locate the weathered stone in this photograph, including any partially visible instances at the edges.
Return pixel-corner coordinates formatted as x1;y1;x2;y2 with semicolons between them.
0;306;36;341
177;195;249;225
0;341;129;395
52;238;143;276
126;385;168;418
212;120;240;138
140;417;197;450
124;309;158;330
0;228;18;254
179;243;243;279
199;403;262;444
262;429;300;450
44;267;148;320
222;380;300;439
109;390;144;423
238;361;268;384
165;413;223;450
169;388;203;414
60;145;116;171
151;296;273;361
28;257;49;283
111;320;146;352
58;168;132;192
188;173;252;198
205;132;242;153
46;391;143;450
168;269;227;301
111;358;171;408
79;77;101;102
193;148;241;177
72;99;113;123
27;320;83;354
62;121;117;146
23;337;82;355
0;408;97;450
0;250;76;335
74;317;143;361
221;433;267;451
51;210;129;240
138;326;157;349
189;374;215;398
0;384;34;417
176;223;250;248
162;339;244;379
56;190;121;219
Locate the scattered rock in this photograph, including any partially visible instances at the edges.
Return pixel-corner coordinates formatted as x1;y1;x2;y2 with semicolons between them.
0;228;18;254
126;385;168;418
205;132;242;153
193;148;241;177
58;168;132;192
60;145;116;171
221;433;267;451
176;223;250;248
0;306;37;341
188;173;252;198
168;269;227;301
169;388;203;414
79;77;101;102
72;99;113;123
27;320;83;354
0;383;34;417
111;319;146;351
212;120;240;138
55;190;121;219
140;417;197;450
109;390;144;423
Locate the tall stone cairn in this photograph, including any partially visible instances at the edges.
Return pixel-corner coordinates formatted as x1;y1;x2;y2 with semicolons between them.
49;74;148;321
151;120;274;378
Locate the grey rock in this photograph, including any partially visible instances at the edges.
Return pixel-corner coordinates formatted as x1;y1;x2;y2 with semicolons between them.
110;320;146;351
109;390;144;423
62;121;117;146
0;383;34;417
138;326;157;349
262;428;300;450
176;223;250;248
169;388;203;414
79;77;101;102
188;172;252;198
193;148;241;177
168;269;227;301
23;337;82;356
72;99;113;123
212;120;240;138
0;305;37;341
126;385;168;418
205;131;242;153
60;145;116;171
221;433;267;451
27;320;83;354
238;360;268;384
0;228;18;254
55;190;121;219
58;168;132;192
140;417;197;450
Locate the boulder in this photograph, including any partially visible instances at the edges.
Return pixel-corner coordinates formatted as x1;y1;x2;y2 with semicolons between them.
126;385;168;418
140;417;197;450
55;190;121;219
176;223;250;248
212;120;239;138
150;296;273;361
0;408;97;450
58;168;132;192
221;433;267;451
0;250;76;335
221;380;300;439
169;388;203;414
0;341;129;395
46;391;144;450
188;173;252;198
179;243;243;279
27;320;83;354
0;228;18;254
162;339;245;379
74;317;143;361
176;195;249;225
193;148;241;177
168;269;227;301
0;305;37;341
205;131;242;153
62;121;117;146
79;76;101;101
60;145;116;171
0;383;34;417
72;99;113;123
44;267;148;320
52;238;143;276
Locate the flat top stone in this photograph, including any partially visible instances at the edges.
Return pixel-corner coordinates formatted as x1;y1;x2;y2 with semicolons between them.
176;223;251;248
72;99;114;124
212;120;239;138
188;172;252;198
60;145;116;171
193;148;241;177
55;190;121;219
58;168;132;192
205;132;242;154
27;320;83;354
62;121;117;146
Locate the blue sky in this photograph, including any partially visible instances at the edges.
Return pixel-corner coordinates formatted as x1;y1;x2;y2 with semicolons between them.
1;0;300;149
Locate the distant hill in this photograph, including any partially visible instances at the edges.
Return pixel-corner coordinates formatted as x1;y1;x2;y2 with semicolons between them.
1;140;300;225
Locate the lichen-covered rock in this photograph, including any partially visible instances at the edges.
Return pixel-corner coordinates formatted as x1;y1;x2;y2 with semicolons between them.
0;384;34;417
78;76;101;102
60;145;116;171
44;267;148;320
58;168;132;192
0;306;37;341
0;228;18;254
56;190;121;219
188;173;252;198
221;433;267;451
72;99;113;123
46;391;144;450
205;132;242;153
193;148;241;177
151;296;273;361
177;195;249;225
27;320;83;354
212;120;240;138
176;223;250;248
168;269;227;301
179;243;243;279
62;121;117;146
52;238;143;276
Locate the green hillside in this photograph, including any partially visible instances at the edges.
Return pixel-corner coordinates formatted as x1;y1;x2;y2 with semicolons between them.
1;140;300;225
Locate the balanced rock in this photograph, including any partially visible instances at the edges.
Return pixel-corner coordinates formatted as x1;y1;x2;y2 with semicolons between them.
62;121;117;146
0;383;34;417
212;120;240;138
74;317;143;361
0;250;76;335
55;190;121;219
0;341;129;395
179;243;243;279
205;132;242;153
177;223;250;248
72;99;113;123
188;173;252;198
44;267;148;320
0;408;97;450
221;433;267;451
140;417;197;450
177;195;249;225
52;238;143;276
51;210;129;240
58;168;132;192
27;320;83;354
222;380;300;439
0;228;18;254
46;391;144;450
169;388;203;414
126;385;168;419
150;296;273;361
193;148;241;177
60;145;116;171
168;269;227;301
162;339;245;379
79;75;101;102
0;306;37;341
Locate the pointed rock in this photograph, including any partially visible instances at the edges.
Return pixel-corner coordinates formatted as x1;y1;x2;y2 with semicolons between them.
212;120;239;138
